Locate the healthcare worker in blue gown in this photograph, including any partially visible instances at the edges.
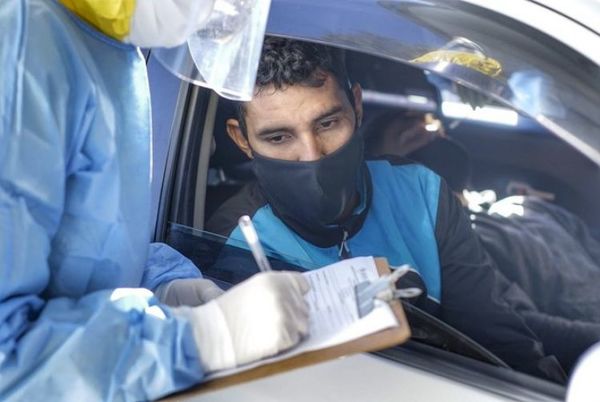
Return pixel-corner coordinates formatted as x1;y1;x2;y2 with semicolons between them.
0;1;310;401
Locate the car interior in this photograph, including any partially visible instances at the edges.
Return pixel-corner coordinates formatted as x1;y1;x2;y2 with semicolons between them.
204;50;600;230
156;38;599;395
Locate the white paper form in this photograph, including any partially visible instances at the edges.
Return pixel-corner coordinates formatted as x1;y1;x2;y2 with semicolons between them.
300;256;398;350
205;256;400;380
303;256;380;338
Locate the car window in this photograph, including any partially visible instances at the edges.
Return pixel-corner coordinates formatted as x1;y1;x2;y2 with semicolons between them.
155;2;600;394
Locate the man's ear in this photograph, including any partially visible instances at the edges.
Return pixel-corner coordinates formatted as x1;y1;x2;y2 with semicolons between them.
226;118;253;158
351;83;363;127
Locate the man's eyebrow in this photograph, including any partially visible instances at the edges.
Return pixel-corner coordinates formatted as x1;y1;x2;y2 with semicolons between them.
255;105;347;138
313;105;345;124
256;125;295;138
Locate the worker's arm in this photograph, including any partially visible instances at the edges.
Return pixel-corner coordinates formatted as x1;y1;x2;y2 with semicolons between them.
141;242;203;291
0;3;204;399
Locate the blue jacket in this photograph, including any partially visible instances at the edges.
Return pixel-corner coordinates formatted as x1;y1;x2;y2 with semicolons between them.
207;158;565;381
231;161;443;301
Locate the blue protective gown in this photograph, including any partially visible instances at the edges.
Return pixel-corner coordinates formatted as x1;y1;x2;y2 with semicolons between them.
0;0;205;400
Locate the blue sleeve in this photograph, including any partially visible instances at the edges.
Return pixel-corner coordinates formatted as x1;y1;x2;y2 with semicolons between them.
141;243;203;291
0;1;204;399
0;289;204;401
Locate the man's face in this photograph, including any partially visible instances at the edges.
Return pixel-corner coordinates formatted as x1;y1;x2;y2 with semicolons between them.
227;73;363;161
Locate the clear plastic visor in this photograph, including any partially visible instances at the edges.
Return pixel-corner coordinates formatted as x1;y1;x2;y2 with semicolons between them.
153;0;271;101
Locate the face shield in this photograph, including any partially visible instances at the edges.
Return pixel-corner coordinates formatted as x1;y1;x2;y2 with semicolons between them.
152;0;272;101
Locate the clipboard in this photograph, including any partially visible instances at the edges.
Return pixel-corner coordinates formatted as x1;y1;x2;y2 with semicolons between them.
161;257;410;399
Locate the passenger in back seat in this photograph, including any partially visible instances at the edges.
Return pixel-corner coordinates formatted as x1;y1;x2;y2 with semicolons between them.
206;36;595;381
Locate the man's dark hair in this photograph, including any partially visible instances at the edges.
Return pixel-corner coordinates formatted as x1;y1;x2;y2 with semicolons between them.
235;37;353;136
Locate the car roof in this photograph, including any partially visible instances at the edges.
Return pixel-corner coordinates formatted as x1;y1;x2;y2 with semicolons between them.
523;0;600;36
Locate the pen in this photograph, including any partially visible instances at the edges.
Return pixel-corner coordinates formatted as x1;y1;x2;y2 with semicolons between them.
238;215;273;272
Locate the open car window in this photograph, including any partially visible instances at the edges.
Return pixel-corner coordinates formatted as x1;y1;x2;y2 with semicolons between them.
153;2;600;398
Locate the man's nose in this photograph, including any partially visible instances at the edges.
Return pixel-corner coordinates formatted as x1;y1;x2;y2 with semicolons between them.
298;134;324;162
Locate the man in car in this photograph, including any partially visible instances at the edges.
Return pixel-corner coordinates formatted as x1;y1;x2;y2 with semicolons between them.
207;37;569;382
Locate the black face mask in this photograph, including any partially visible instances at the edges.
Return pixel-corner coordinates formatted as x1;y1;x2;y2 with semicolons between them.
251;132;372;248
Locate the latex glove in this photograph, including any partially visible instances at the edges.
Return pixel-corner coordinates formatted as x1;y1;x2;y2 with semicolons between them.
173;271;310;373
154;278;225;307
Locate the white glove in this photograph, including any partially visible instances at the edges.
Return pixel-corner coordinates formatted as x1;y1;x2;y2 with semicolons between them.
154;278;225;307
173;271;310;373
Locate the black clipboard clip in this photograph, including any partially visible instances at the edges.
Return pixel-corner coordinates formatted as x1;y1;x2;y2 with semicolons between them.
354;264;423;317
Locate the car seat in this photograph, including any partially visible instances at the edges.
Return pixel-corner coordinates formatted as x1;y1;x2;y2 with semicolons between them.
205;98;255;223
